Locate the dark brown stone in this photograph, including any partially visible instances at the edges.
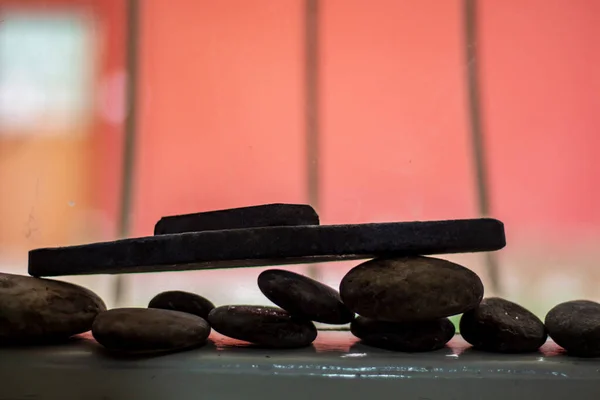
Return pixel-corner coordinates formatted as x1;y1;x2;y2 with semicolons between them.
148;291;215;320
0;273;106;344
350;316;455;352
460;297;547;353
545;300;600;357
208;305;317;348
340;256;483;322
92;308;210;353
257;269;354;324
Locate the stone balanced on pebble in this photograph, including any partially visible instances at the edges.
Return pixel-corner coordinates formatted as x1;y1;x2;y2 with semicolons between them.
1;263;600;356
208;256;483;351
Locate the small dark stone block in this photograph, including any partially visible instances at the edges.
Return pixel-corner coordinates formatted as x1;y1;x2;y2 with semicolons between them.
148;291;215;320
340;256;483;322
257;269;354;324
459;297;547;353
350;316;455;352
545;300;600;357
29;218;506;277
92;308;210;353
0;273;106;343
154;203;320;235
208;305;317;348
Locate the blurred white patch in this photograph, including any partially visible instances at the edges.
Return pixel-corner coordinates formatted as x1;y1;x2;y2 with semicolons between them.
538;271;583;302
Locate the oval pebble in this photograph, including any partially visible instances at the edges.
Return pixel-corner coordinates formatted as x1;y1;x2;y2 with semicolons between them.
350;316;455;352
92;308;210;353
208;305;317;348
257;269;354;324
0;273;106;343
340;256;483;322
148;290;215;320
545;300;600;357
460;297;547;353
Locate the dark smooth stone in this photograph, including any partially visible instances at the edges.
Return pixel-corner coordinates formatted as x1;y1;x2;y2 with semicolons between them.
350;316;455;352
92;308;210;353
208;305;317;348
0;273;106;343
257;269;354;324
340;256;483;322
545;300;600;357
460;297;547;353
148;291;215;320
28;218;506;277
154;203;319;235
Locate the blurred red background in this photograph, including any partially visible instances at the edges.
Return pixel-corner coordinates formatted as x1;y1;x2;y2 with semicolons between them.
0;0;599;309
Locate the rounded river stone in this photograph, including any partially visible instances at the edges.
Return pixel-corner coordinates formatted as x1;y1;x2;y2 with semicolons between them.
208;305;317;348
0;273;106;343
148;290;215;320
92;308;210;353
545;300;600;357
351;316;455;352
340;256;483;322
460;297;547;353
257;269;354;324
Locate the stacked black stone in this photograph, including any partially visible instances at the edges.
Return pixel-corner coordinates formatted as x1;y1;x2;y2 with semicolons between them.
205;269;354;348
27;204;507;277
340;256;476;352
18;203;600;356
340;257;550;354
91;291;216;354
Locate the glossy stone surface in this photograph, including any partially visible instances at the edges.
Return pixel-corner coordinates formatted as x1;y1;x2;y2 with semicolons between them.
257;269;354;324
29;218;505;277
92;308;210;353
545;300;600;357
340;256;484;322
208;305;317;348
460;297;547;353
350;316;455;352
0;273;106;343
148;291;215;320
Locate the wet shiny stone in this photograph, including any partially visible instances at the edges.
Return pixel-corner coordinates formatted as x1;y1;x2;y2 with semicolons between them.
258;269;354;324
208;305;317;348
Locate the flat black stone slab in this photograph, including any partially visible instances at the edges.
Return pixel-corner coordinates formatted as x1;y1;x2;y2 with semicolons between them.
28;218;505;277
154;204;319;235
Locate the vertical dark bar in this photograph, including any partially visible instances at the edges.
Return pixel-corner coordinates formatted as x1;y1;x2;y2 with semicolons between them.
305;0;320;212
113;0;140;305
464;0;501;294
305;0;320;279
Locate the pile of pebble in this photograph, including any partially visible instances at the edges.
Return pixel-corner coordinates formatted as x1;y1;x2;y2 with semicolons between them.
1;256;599;357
